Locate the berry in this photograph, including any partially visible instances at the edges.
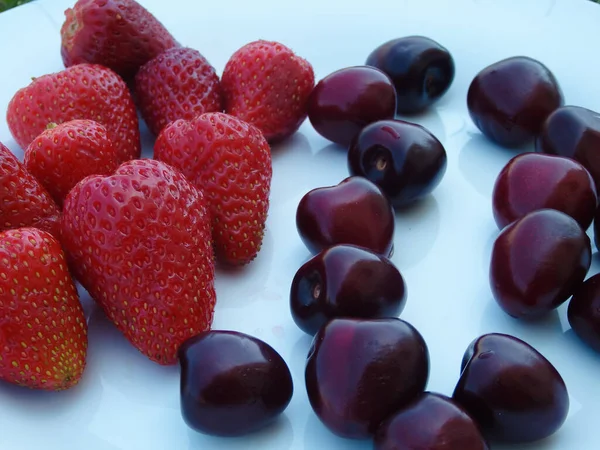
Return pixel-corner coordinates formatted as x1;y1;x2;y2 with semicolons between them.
568;273;600;353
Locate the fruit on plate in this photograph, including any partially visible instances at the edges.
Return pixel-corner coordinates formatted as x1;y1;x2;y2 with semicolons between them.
453;333;569;443
290;244;406;335
490;209;591;319
221;40;315;143
0;227;88;391
60;0;179;81
348;119;447;207
467;56;563;147
536;105;600;188
135;47;222;136
6;63;141;163
23;119;120;208
374;392;489;450
305;317;429;439
154;112;271;266
179;330;293;437
492;153;597;230
0;142;61;238
568;273;600;353
366;36;455;114
307;66;397;146
60;159;216;365
296;176;395;256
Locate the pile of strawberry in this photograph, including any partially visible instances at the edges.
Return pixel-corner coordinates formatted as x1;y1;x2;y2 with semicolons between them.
0;0;314;390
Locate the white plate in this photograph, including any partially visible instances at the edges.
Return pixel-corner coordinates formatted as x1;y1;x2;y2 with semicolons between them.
1;0;600;448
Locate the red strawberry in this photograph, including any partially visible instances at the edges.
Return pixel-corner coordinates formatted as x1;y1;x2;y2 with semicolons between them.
0;227;88;391
135;47;223;136
0;142;61;238
221;40;315;143
154;112;272;265
61;0;179;81
6;63;141;164
60;159;215;365
24;120;120;208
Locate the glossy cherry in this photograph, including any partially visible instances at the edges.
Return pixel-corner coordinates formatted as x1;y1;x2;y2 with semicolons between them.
453;333;569;443
366;36;455;114
296;176;395;256
179;330;293;437
467;56;563;147
305;317;429;439
290;244;406;335
492;153;597;230
307;66;396;147
348;119;447;207
536;105;600;188
568;273;600;353
490;209;591;319
374;392;489;450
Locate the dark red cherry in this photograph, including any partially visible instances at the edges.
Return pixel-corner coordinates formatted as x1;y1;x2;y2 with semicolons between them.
453;333;569;443
492;153;597;230
290;244;406;335
568;273;600;352
536;105;600;188
489;209;591;319
296;176;395;256
305;317;429;439
178;330;293;437
467;56;563;147
348;119;447;207
307;66;396;147
374;392;489;450
366;36;455;114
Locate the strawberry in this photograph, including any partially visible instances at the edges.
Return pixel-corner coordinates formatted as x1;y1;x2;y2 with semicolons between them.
221;40;315;143
24;119;120;208
154;112;272;265
6;63;141;164
0;142;61;238
60;0;179;81
0;227;88;391
60;159;215;365
135;47;223;136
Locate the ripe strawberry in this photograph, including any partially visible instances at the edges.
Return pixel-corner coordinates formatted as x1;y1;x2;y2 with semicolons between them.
0;227;88;391
6;63;141;164
135;47;223;136
60;159;216;365
154;112;272;265
0;142;61;238
60;0;179;81
24;120;120;208
221;40;315;143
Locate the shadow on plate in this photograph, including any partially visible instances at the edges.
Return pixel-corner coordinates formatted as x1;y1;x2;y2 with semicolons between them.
303;413;371;450
396;107;447;144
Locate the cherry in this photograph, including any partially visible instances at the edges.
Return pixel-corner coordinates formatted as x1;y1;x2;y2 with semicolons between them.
453;333;569;443
295;176;395;256
568;273;600;353
374;392;489;450
366;36;455;114
492;153;597;230
305;317;429;439
307;66;396;147
348;119;447;207
490;209;591;319
290;244;406;335
467;56;563;147
178;330;293;437
536;105;600;188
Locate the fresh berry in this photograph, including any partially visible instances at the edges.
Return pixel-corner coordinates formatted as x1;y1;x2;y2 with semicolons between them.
0;228;88;391
154;112;272;265
60;0;179;81
7;63;141;163
24;120;120;208
221;40;315;142
0;142;61;238
60;159;216;365
568;273;600;353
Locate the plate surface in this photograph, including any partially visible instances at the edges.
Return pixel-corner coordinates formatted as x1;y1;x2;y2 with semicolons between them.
1;0;600;448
